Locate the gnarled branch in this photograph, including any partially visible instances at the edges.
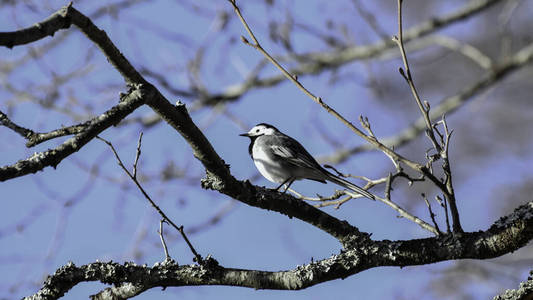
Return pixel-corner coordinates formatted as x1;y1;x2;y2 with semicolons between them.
26;201;533;299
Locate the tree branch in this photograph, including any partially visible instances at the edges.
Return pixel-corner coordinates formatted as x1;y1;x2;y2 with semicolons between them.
26;201;533;299
0;3;73;48
0;109;92;147
0;86;147;181
0;110;35;139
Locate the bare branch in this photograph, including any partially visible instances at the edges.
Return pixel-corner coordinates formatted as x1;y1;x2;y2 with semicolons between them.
158;220;172;262
0;110;34;139
0;3;74;48
437;195;451;233
376;193;438;235
392;0;441;153
25;123;90;147
423;193;442;235
132;132;143;179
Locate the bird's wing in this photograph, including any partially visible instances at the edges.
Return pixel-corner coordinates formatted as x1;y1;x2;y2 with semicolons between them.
269;136;323;171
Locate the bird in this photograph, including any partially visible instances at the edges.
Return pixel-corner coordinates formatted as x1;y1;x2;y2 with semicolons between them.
240;123;375;200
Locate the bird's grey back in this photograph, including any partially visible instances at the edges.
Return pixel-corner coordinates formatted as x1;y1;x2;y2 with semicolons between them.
258;133;325;172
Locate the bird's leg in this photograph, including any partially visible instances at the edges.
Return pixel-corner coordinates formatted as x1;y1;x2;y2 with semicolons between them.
276;177;293;193
281;178;295;194
275;177;291;191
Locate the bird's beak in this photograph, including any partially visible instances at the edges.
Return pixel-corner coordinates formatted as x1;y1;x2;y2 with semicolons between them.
239;132;250;137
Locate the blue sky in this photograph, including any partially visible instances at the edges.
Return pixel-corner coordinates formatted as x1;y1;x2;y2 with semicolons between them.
1;0;532;299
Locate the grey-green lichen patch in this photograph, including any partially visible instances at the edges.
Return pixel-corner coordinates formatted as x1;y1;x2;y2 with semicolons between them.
492;202;533;229
201;171;225;190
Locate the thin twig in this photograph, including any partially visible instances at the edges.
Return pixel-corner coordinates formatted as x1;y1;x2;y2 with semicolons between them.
26;123;89;147
423;193;441;235
374;193;438;235
392;0;441;154
377;172;438;234
319;40;533;165
323;164;388;190
290;168;436;233
202;0;506;108
158;219;171;261
314;196;357;209
437;194;451;233
97;134;204;264
439;116;461;232
288;188;346;202
133;132;143;179
359;115;376;137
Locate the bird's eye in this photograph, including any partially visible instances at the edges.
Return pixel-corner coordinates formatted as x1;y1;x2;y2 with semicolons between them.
255;129;259;133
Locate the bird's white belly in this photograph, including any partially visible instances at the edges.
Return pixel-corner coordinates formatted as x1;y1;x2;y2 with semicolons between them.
252;146;289;184
253;159;287;183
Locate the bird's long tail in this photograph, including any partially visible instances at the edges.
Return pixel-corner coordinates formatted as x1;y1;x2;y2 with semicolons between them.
325;172;375;200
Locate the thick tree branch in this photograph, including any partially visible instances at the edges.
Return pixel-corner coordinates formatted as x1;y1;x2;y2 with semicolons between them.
0;4;72;48
0;0;147;76
66;7;145;85
26;201;533;299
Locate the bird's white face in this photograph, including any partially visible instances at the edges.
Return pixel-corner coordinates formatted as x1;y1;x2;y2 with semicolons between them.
245;124;277;137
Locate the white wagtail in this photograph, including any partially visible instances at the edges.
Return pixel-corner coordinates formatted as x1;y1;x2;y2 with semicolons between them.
240;123;375;200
